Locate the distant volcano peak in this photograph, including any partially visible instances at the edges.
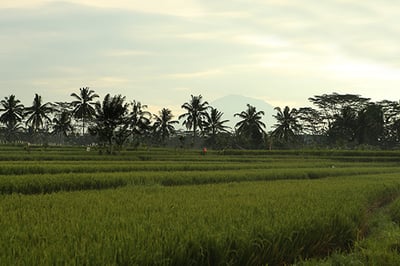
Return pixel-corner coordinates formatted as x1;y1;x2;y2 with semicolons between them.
210;94;275;130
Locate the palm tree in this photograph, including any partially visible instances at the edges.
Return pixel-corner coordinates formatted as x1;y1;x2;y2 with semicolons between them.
272;106;301;144
0;95;25;131
128;100;152;135
153;108;179;145
52;111;73;144
90;94;129;153
25;93;53;133
234;104;266;148
179;95;209;142
203;107;230;147
71;87;99;135
3;123;25;142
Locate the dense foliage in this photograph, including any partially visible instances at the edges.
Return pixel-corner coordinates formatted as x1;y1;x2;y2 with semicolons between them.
1;90;400;149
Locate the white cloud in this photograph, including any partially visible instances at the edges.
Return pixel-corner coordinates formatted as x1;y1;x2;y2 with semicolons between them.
69;0;205;17
165;68;225;79
178;32;223;41
3;0;400;109
91;76;131;86
173;87;192;92
325;57;400;81
1;0;205;17
0;0;46;8
234;34;291;48
104;49;153;57
206;11;250;19
257;51;323;75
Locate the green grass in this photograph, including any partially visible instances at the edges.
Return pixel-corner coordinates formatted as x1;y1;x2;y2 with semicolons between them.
1;167;400;195
300;192;400;266
0;160;399;175
1;177;400;265
1;145;400;264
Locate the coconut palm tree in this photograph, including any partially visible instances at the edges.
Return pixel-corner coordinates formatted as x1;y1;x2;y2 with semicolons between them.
234;104;266;148
25;93;53;133
71;87;99;135
203;107;230;147
179;95;209;142
3;123;25;142
272;106;301;144
128;100;152;135
90;94;129;153
153;108;179;145
52;111;73;144
0;95;25;131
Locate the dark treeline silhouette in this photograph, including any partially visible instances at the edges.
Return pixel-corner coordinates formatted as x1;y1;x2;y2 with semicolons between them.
1;89;400;151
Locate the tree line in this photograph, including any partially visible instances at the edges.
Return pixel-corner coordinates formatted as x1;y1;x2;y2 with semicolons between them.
1;88;400;151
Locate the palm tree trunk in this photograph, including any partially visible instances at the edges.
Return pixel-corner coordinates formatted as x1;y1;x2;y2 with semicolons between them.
109;137;113;154
193;121;197;145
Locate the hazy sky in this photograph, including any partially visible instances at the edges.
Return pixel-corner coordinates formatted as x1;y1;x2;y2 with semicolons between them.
1;0;400;115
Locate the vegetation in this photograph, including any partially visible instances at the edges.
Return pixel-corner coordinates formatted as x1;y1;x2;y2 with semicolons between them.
1;89;400;264
127;100;152;140
203;107;230;148
24;93;53;133
70;87;99;135
52;111;74;144
0;95;24;142
1;90;400;150
179;94;209;144
89;94;129;153
152;108;179;145
1;146;400;264
272;106;301;147
234;104;266;149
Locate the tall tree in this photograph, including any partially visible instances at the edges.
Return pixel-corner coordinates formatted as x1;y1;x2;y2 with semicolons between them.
272;106;301;144
152;108;179;145
179;95;209;143
234;104;266;149
309;93;370;133
71;87;99;135
377;100;400;146
52;111;73;144
297;107;323;136
327;106;358;145
90;94;129;153
0;95;25;132
25;93;53;133
203;107;230;147
356;103;384;146
128;100;152;136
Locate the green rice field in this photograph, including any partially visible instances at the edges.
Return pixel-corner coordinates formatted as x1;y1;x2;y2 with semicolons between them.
2;145;400;265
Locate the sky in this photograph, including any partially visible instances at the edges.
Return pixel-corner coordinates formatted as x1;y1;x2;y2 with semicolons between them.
1;0;400;117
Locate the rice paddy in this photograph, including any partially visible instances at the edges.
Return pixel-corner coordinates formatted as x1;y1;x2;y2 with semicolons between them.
1;145;400;265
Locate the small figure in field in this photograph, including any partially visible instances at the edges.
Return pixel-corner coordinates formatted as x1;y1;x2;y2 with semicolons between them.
202;147;207;155
24;142;31;153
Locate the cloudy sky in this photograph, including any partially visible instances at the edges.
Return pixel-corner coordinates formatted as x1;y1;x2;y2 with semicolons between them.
1;0;400;115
